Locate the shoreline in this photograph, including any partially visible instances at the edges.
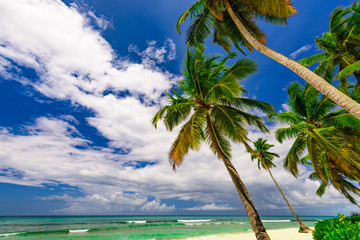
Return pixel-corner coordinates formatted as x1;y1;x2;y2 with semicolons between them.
182;228;313;240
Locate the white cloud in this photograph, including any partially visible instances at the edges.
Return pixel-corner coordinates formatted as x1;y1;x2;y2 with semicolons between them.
290;44;313;59
0;0;356;215
42;192;174;214
141;199;175;212
128;38;176;64
185;203;237;211
87;11;111;30
0;116;355;214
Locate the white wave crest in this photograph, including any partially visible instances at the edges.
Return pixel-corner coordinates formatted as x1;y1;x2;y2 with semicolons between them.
68;229;90;233
0;232;24;237
178;219;214;223
126;220;147;224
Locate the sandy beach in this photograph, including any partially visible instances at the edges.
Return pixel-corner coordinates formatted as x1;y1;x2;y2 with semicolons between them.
185;228;313;240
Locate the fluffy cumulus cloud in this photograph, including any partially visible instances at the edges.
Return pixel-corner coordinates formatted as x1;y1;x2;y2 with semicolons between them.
0;0;357;215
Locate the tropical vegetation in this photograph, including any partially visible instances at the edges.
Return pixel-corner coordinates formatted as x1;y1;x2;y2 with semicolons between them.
313;213;360;240
176;0;360;119
270;82;360;205
251;138;312;233
299;1;360;92
152;47;274;240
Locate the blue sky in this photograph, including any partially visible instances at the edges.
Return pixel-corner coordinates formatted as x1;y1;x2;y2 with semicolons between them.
0;0;358;216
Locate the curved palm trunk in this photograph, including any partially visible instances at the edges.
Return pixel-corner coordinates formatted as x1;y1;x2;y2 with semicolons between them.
205;113;270;240
267;169;312;233
223;0;360;120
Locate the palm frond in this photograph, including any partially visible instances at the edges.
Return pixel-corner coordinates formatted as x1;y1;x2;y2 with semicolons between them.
269;112;302;125
299;52;329;66
186;9;215;46
205;0;223;20
176;0;206;35
169;109;206;170
316;182;327;197
213;19;232;53
210;104;248;142
229;108;268;133
220;57;257;83
275;125;302;143
228;98;274;113
239;0;297;19
283;136;307;176
323;113;360;128
312;95;337;121
337;60;360;79
205;122;232;160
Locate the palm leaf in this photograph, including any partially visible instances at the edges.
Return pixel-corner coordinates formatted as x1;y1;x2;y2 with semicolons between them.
239;0;297;18
228;98;274;113
213;19;232;53
316;182;327;197
283;136;307;176
186;9;215;46
298;52;329;66
205;0;223;20
176;0;206;34
169;109;206;170
337;60;360;79
205;121;232;160
220;58;257;83
275;125;302;143
210;104;248;142
269;112;302;125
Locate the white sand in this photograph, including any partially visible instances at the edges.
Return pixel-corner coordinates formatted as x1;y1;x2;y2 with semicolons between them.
184;228;313;240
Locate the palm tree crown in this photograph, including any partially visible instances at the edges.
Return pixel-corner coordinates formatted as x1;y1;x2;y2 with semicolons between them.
252;138;280;170
152;47;273;169
270;82;360;205
299;1;360;86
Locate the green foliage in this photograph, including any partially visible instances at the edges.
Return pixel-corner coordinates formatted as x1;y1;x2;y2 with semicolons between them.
299;1;360;90
313;214;360;240
251;138;279;170
152;47;273;169
271;82;360;205
177;0;297;54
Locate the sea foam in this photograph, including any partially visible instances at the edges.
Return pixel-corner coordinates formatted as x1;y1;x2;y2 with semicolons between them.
126;220;147;224
178;219;214;223
68;229;90;233
0;232;24;237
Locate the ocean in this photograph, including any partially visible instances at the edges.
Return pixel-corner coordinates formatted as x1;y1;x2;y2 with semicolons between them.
0;215;328;239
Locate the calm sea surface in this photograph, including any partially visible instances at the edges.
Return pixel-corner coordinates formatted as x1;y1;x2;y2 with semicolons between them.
0;215;330;239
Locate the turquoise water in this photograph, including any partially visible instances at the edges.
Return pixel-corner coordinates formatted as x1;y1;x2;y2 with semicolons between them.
0;216;329;239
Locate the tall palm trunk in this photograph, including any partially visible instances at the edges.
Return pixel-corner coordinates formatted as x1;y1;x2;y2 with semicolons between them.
205;113;271;240
267;169;312;233
223;0;360;120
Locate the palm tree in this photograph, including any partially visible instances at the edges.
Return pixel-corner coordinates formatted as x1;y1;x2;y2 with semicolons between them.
251;138;312;233
299;1;360;89
270;82;360;205
176;0;360;119
152;47;274;240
